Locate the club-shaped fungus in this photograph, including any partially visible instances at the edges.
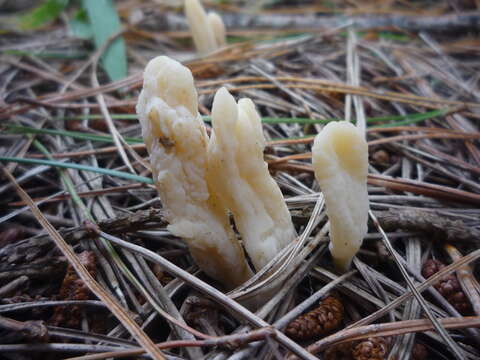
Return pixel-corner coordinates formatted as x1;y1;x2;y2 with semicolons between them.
312;121;369;272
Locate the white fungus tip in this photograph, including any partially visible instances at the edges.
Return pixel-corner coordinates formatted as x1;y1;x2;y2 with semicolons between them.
207;12;227;46
184;0;218;54
143;56;198;116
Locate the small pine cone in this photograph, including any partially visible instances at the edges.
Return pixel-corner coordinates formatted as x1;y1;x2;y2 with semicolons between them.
422;258;442;279
412;343;429;360
352;337;389;360
422;259;471;314
50;251;97;328
285;295;344;341
324;341;354;360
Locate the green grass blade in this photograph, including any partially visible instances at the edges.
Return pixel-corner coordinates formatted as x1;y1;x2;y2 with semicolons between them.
369;108;449;128
7;108;447;148
0;157;153;185
33;140;93;219
18;0;69;30
56;108;447;126
6;125;143;145
82;0;127;82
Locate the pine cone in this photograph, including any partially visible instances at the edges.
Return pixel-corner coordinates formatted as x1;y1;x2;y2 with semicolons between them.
324;341;354;360
50;251;97;328
324;337;390;360
353;337;389;360
422;259;471;314
285;295;344;341
412;343;429;360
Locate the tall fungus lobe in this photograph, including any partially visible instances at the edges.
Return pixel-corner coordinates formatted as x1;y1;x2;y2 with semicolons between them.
136;56;252;288
185;0;225;54
312;121;369;272
207;87;296;270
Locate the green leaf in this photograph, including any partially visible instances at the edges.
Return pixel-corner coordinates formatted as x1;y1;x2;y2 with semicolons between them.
18;0;69;30
0;157;153;185
82;0;127;82
68;9;92;39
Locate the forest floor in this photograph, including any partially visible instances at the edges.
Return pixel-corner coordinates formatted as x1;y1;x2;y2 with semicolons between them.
1;1;480;359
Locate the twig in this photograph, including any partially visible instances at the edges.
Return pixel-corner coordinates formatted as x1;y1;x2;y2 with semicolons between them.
160;11;480;33
67;327;276;360
0;276;29;297
0;315;48;343
302;316;480;355
375;209;480;244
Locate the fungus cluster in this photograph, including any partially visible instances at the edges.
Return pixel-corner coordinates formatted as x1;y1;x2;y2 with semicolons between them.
137;56;369;288
137;56;296;288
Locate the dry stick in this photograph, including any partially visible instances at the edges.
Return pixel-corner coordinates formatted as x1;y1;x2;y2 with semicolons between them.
302;316;480;355
95;230;318;360
1;167;166;360
269;133;480;165
0;343;134;355
163;10;480;32
0;300;106;313
0;315;47;342
197;75;473;105
368;132;480;146
367;173;480;205
197;79;480;109
368;211;465;360
444;244;480;316
67;328;276;360
0;276;29;297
